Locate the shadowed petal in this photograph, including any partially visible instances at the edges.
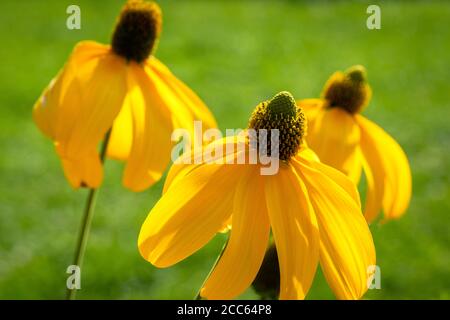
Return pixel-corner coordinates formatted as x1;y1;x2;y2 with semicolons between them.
265;164;320;299
356;115;412;222
296;149;361;208
138;162;246;268
33;41;127;188
121;63;173;191
147;57;217;131
201;166;270;299
297;98;325;126
306;107;362;184
293;157;375;300
163;135;248;193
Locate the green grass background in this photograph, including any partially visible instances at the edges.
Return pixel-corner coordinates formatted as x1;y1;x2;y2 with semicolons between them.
0;0;449;299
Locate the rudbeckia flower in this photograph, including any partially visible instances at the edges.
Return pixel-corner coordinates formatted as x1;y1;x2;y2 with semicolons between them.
33;0;217;191
298;66;411;223
138;92;376;300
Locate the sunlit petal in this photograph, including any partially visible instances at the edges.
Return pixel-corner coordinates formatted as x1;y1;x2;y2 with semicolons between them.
201;166;270;299
138;162;246;268
306;107;362;184
297;98;325;127
293;158;375;299
147;57;217;131
356;115;412;222
265;164;320;299
122;63;173;191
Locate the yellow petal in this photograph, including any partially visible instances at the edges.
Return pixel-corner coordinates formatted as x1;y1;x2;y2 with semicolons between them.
360;156;383;223
61;150;103;188
162;135;248;235
147;57;217;131
107;97;133;161
218;216;232;233
33;41;109;140
296;150;361;208
296;144;320;162
33;41;127;188
163;161;199;194
293;158;376;300
296;98;325;127
61;53;127;160
264;163;320;300
306;107;362;184
121;63;174;192
201;166;270;299
163;134;248;193
356;115;412;222
138;162;245;268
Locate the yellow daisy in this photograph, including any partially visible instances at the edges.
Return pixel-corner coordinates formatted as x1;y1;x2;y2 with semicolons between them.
298;65;412;223
33;0;217;192
138;91;376;300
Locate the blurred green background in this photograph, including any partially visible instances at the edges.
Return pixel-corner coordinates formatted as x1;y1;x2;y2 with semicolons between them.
0;0;449;299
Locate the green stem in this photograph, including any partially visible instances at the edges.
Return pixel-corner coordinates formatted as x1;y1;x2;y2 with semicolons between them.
66;130;111;300
194;239;229;300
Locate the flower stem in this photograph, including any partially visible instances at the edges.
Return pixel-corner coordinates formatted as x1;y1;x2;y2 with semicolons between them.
66;130;111;300
194;239;229;300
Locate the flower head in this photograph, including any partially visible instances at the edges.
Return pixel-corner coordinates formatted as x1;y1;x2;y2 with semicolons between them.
322;65;371;114
248;91;306;160
111;0;161;63
298;65;411;222
33;0;217;192
138;91;376;300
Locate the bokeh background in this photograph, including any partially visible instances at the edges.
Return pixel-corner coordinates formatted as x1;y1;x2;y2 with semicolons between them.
0;0;449;299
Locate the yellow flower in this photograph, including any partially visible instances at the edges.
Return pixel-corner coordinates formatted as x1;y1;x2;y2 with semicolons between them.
138;92;376;300
33;0;217;192
298;65;412;223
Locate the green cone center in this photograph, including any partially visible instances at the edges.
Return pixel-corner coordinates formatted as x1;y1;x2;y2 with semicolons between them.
248;91;305;161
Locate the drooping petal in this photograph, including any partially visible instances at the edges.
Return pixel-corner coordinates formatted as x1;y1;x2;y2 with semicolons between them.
107;97;133;161
33;72;62;139
201;166;270;299
264;163;320;300
296;144;320;162
33;41;127;188
163;161;199;194
165;164;231;234
356;115;412;222
162;135;248;235
360;156;383;223
147;57;217;131
293;158;376;300
296;149;361;208
296;98;325;127
138;162;245;268
33;41;109;140
219;216;232;233
306;107;362;184
61;150;103;188
163;134;248;193
163;154;235;235
61;53;127;160
121;63;174;192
